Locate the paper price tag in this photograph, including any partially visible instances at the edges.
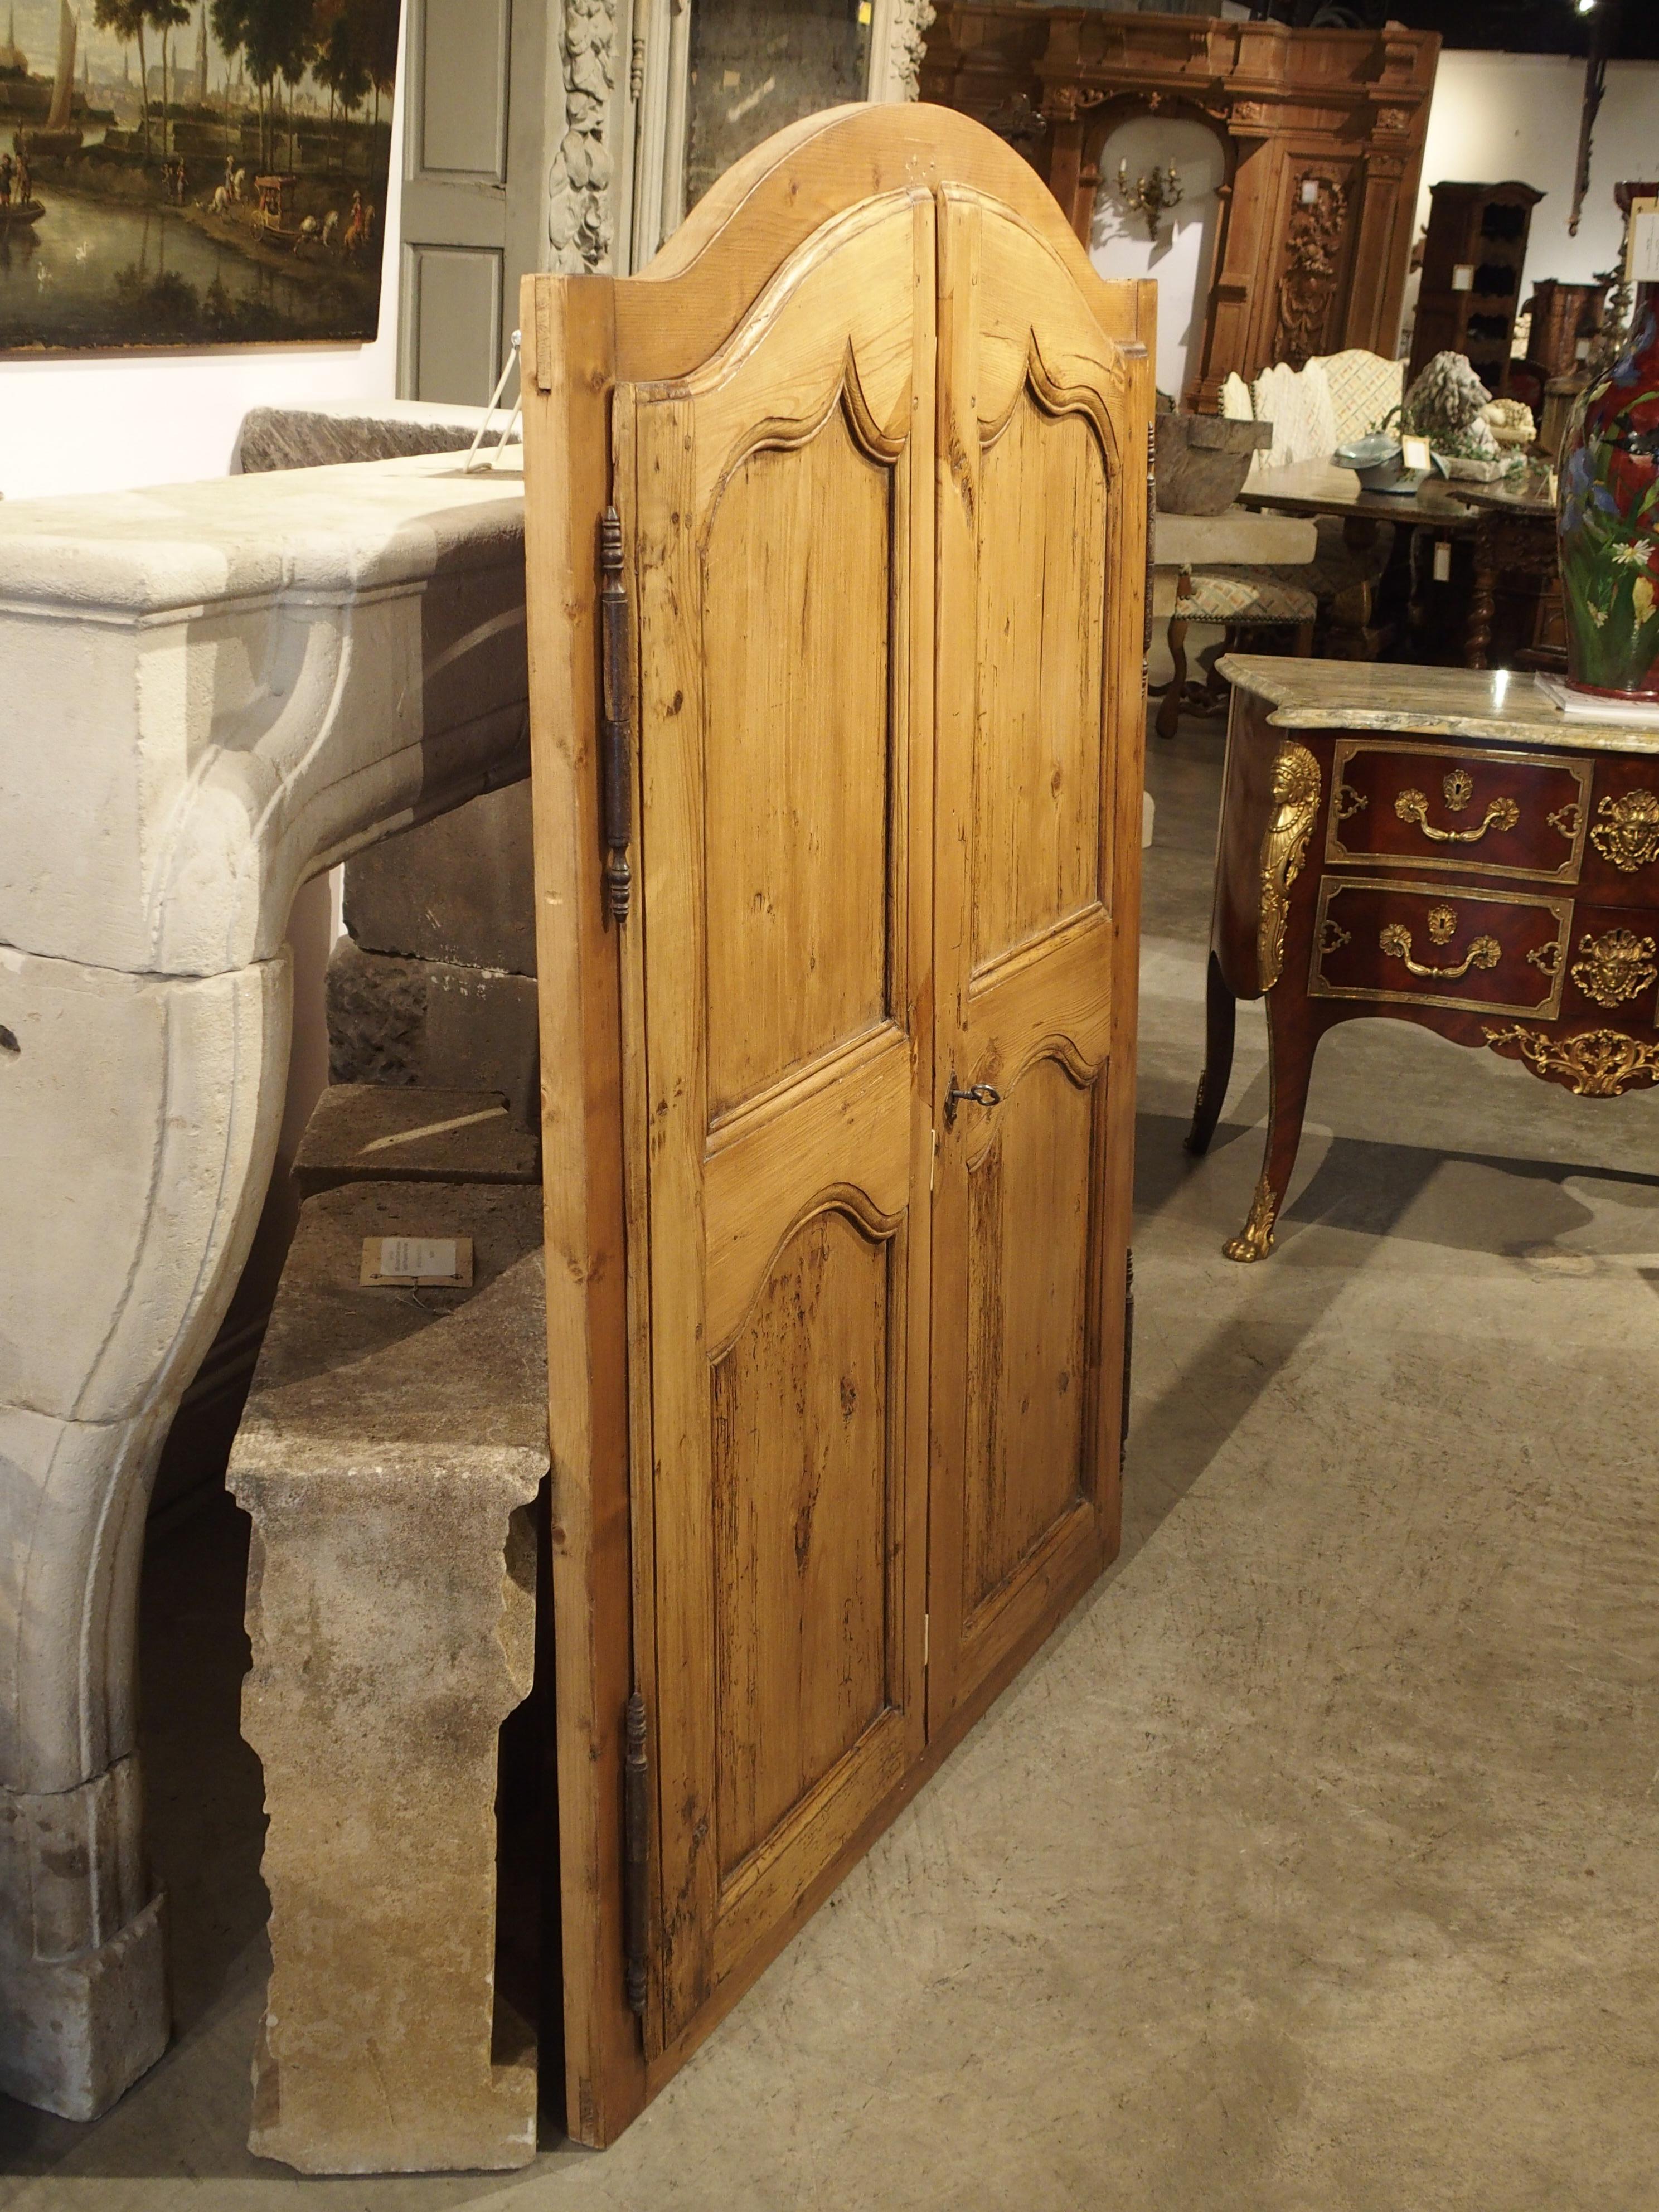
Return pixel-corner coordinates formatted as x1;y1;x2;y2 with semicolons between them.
360;1236;474;1287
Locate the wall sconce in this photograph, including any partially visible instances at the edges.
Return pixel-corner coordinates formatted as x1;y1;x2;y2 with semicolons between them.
1117;158;1183;239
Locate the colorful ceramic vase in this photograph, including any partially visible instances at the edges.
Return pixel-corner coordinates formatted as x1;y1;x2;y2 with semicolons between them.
1558;298;1659;700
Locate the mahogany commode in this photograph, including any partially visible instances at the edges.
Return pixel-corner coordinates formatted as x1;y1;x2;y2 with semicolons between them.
1191;658;1659;1261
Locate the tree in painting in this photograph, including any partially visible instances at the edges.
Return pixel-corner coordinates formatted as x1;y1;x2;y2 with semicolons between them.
91;0;153;156
312;0;369;137
152;0;192;158
1;0;401;353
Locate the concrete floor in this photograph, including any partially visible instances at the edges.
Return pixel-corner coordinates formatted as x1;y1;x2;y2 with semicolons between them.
7;711;1659;2209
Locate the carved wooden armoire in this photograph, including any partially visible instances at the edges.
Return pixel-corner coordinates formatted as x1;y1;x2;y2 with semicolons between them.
521;104;1152;2143
921;6;1440;408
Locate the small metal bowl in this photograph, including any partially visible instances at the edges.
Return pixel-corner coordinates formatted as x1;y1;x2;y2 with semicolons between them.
1334;436;1428;496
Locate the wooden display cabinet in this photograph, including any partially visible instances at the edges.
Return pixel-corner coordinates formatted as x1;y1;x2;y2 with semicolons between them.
1521;276;1608;382
1408;179;1542;393
921;4;1440;408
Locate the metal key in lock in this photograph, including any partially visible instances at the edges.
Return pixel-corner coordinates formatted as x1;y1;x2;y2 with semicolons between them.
944;1074;1002;1128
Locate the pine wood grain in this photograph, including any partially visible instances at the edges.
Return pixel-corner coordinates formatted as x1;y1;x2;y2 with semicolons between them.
518;275;648;2147
523;102;1151;2147
628;186;935;2053
926;182;1151;1728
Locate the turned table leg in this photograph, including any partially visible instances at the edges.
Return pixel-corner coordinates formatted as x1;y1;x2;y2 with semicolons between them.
1157;600;1190;740
1224;991;1323;1263
1186;952;1237;1156
1466;515;1497;670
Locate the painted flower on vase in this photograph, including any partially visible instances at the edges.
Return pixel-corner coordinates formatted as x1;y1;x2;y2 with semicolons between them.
1558;300;1659;700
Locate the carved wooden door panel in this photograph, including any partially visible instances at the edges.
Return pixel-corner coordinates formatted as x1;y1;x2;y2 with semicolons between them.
617;186;938;2061
523;105;1149;2145
925;183;1144;1726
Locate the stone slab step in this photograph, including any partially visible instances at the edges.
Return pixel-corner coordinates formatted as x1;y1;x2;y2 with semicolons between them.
292;1083;540;1199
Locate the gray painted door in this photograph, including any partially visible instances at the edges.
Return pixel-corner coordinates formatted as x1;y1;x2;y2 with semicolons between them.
398;0;561;404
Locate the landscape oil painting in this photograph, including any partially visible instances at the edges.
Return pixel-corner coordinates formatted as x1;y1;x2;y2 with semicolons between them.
0;0;398;352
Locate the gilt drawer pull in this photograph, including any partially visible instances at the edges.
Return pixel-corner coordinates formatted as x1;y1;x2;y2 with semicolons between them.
1394;787;1520;843
1571;928;1657;1008
1591;790;1659;872
1378;916;1501;979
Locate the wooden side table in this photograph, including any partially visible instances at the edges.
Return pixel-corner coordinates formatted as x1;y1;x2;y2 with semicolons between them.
1241;460;1480;662
1462;481;1566;674
1190;657;1659;1260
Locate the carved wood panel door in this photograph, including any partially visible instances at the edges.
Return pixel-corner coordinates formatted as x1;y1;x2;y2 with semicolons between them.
522;106;1151;2145
925;183;1143;1727
618;183;938;2064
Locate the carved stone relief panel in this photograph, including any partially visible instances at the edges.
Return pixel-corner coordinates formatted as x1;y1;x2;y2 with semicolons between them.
549;0;622;274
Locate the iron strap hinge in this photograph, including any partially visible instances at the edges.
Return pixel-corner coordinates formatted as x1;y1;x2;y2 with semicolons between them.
598;506;634;923
623;1689;649;2017
1143;425;1156;663
1120;1248;1135;1473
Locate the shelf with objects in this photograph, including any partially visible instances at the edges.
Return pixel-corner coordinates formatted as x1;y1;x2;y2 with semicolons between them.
1408;179;1544;395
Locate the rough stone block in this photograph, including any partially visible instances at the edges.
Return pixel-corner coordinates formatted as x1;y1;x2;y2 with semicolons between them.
325;940;541;1128
343;782;538;976
236;399;518;475
292;1084;540;1199
229;1182;547;2175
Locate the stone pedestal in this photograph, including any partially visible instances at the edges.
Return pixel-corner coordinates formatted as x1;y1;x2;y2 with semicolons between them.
229;1181;547;2175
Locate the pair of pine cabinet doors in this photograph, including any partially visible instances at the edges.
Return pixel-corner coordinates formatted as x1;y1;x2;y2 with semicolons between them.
522;106;1153;2144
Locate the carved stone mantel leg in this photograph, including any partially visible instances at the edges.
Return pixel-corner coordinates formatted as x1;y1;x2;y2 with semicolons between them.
1;952;288;2117
0;449;530;2119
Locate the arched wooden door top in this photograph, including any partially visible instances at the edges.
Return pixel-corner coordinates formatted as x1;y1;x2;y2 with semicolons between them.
523;103;1153;391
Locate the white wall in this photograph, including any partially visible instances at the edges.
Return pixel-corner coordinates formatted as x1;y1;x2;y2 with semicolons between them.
0;13;406;502
1088;113;1229;402
1406;52;1659;348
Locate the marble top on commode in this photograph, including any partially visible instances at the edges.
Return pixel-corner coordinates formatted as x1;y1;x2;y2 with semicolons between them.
1220;655;1659;758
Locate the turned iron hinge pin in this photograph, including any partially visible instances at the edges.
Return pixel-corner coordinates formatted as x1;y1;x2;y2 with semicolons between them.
598;506;634;923
623;1690;649;2017
1120;1249;1135;1473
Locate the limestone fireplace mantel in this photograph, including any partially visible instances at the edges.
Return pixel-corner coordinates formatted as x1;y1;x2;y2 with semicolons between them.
0;447;530;2121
